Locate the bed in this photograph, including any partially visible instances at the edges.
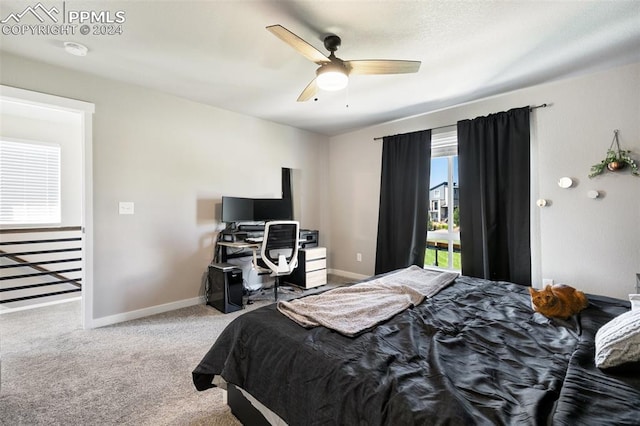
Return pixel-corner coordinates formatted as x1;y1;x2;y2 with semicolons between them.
193;268;640;425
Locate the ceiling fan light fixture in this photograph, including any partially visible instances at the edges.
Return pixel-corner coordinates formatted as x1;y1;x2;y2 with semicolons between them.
316;64;348;91
267;25;420;101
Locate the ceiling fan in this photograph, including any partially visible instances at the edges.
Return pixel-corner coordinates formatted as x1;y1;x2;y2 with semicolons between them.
267;25;421;102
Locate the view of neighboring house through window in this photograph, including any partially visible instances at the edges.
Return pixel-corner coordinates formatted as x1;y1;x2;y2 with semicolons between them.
426;129;460;271
0;139;61;225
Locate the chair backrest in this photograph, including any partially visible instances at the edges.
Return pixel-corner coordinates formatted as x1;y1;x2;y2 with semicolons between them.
260;221;300;275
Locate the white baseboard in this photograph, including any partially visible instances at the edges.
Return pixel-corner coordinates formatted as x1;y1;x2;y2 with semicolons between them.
0;296;81;315
328;268;369;282
87;269;368;328
89;295;206;328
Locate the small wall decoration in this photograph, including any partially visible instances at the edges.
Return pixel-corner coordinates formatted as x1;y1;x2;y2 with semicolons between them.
557;177;574;188
589;130;639;178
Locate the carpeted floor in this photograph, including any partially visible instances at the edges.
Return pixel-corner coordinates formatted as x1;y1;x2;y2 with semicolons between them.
0;278;351;425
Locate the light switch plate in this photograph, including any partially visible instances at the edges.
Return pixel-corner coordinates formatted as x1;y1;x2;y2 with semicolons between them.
119;201;134;215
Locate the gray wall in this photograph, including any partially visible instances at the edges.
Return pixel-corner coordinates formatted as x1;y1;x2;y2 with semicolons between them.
329;62;640;300
0;52;330;321
2;51;638;320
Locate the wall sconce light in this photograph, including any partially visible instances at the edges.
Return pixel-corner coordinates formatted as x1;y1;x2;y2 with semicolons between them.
557;177;573;188
587;190;600;199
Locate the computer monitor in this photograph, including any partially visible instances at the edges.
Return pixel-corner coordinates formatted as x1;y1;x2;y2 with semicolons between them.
221;196;254;222
254;198;293;221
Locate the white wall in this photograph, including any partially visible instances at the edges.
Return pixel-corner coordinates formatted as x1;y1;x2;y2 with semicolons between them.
0;103;82;227
329;62;640;300
0;52;330;321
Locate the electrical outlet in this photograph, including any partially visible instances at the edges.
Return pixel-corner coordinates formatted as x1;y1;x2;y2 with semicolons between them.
542;278;554;287
356;253;362;262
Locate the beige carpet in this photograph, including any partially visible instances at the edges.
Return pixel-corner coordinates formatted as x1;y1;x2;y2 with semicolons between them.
0;301;242;425
0;278;351;425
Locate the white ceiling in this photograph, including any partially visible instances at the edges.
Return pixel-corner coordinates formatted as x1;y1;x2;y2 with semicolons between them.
1;1;639;136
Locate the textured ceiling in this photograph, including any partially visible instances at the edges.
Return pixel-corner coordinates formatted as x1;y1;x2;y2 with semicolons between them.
1;1;639;136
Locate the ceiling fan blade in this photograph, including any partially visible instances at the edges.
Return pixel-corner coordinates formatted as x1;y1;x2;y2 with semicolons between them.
297;78;318;102
267;25;329;64
347;60;421;75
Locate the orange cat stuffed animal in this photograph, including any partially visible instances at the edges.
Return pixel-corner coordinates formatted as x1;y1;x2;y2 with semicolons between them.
528;284;589;319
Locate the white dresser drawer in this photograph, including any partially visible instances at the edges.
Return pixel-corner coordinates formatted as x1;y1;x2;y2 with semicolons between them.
287;246;327;289
304;247;326;261
306;258;326;272
305;269;327;288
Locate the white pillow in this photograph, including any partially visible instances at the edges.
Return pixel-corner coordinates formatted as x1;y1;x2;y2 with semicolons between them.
595;308;640;369
629;294;640;311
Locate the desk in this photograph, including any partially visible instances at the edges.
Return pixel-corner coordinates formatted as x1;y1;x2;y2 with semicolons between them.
216;241;268;291
217;241;260;263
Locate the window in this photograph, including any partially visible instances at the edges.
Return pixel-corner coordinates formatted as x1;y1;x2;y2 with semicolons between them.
426;129;460;270
0;139;61;225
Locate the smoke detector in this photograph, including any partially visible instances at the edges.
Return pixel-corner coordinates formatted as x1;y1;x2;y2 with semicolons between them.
64;41;88;57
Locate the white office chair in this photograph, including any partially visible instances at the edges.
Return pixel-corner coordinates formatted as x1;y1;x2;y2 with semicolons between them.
252;220;299;301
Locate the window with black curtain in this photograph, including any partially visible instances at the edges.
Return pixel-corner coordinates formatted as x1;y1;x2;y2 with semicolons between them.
457;106;531;285
375;130;431;275
426;129;460;271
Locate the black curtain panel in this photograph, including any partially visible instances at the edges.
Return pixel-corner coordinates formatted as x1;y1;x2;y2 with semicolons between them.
281;167;292;200
375;130;431;275
457;106;531;285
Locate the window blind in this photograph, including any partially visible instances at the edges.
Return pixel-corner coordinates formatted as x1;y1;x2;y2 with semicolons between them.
0;140;61;225
431;129;458;158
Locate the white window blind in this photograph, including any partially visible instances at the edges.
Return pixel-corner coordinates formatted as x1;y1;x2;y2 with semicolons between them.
431;129;458;158
0;140;61;225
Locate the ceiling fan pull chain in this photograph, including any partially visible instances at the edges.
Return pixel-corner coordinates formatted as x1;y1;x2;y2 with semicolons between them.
345;84;350;108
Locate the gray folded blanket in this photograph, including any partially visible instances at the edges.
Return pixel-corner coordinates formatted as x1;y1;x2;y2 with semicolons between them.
277;266;459;337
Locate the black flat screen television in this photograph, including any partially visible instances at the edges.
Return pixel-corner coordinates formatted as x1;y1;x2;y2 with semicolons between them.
221;196;254;222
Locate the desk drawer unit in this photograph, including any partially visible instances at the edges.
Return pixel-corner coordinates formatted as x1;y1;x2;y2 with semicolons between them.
288;247;327;289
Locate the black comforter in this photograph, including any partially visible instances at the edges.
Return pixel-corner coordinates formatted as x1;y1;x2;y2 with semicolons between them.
193;276;640;425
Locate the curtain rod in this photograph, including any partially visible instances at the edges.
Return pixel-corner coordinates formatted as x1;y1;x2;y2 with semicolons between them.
373;103;549;141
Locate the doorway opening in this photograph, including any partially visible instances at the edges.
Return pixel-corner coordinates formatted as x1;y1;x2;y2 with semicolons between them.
0;86;94;328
